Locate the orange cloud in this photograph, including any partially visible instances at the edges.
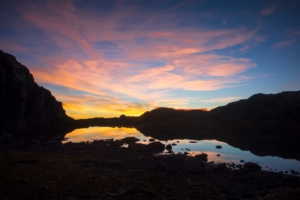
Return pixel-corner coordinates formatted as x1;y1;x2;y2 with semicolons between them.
6;1;261;118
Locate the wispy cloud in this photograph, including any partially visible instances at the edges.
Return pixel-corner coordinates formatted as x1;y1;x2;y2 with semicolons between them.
261;4;276;16
201;96;243;103
272;39;298;48
2;0;260;118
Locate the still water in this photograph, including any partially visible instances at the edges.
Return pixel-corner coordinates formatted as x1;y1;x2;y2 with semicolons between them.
64;127;300;175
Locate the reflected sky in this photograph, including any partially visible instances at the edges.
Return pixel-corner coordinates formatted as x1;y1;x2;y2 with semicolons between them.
64;127;300;175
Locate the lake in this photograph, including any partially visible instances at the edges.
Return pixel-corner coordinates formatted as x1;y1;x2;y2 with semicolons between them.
64;127;300;175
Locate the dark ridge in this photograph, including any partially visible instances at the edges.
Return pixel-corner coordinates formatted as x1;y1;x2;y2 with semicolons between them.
0;50;74;139
1;50;300;138
210;91;300;121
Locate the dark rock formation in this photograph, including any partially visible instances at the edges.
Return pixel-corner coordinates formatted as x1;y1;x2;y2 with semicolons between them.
243;162;261;171
0;50;74;138
195;153;208;162
165;144;172;151
137;91;300;126
210;91;300;121
147;141;165;152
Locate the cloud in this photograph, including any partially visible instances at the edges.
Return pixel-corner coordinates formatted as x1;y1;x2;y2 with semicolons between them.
261;4;276;16
201;96;243;103
272;39;298;48
2;0;260;118
239;44;249;52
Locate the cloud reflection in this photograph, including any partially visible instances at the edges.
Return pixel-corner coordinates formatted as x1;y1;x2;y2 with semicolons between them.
64;127;144;143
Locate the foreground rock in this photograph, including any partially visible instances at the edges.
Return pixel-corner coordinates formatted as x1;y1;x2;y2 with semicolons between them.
0;50;74;138
0;139;300;199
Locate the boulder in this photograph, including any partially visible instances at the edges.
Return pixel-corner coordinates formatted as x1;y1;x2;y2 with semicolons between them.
120;137;139;144
195;153;208;162
147;141;165;152
166;144;172;151
243;162;261;170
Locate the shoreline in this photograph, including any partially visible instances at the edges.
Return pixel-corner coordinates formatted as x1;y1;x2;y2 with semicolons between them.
1;137;300;199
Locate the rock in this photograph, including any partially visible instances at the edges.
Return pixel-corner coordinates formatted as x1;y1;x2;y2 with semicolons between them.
217;154;220;156
1;134;14;140
228;185;257;198
214;163;227;171
16;159;40;164
243;162;261;170
104;159;123;167
0;50;74;138
166;144;172;151
107;140;123;147
290;170;300;175
283;176;300;184
171;143;177;146
147;142;165;152
149;138;155;142
263;187;300;200
195;153;208;162
204;163;214;171
240;160;245;163
189;141;198;143
128;143;149;152
161;155;185;172
216;145;222;149
184;156;206;173
120;137;140;144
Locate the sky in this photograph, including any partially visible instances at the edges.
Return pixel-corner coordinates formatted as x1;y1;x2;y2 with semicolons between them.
1;0;300;119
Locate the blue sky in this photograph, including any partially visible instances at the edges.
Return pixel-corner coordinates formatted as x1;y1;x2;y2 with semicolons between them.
1;0;299;118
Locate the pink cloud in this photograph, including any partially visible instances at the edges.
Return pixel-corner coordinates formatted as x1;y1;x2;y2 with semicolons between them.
201;96;243;103
261;5;276;16
6;0;261;118
272;39;298;48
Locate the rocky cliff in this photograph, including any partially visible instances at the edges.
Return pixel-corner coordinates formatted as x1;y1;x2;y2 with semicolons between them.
0;50;74;138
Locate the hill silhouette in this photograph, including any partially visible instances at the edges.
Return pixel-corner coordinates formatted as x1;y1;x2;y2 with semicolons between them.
1;50;299;138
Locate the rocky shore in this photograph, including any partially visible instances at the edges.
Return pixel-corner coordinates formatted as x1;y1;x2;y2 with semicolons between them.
1;136;300;200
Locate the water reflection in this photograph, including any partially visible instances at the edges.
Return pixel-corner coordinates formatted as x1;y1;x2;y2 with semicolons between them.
64;127;300;175
63;127;145;143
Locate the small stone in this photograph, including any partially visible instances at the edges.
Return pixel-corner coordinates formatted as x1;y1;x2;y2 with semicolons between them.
166;144;172;151
243;162;261;171
216;145;222;149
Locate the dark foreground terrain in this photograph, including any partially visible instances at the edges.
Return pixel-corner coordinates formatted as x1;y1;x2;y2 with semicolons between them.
1;137;300;200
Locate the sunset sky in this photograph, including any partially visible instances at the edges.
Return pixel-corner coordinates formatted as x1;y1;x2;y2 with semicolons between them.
1;0;300;119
